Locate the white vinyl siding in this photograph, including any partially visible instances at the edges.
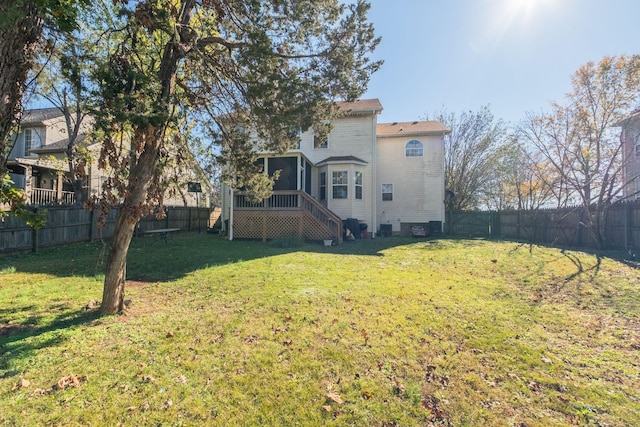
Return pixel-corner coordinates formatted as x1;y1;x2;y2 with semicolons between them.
376;134;446;230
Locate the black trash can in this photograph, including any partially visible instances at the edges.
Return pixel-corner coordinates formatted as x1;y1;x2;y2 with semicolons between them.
345;218;360;239
429;221;442;237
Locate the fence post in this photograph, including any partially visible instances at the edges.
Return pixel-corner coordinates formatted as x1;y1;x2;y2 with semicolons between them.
31;208;39;253
90;207;95;242
625;203;633;252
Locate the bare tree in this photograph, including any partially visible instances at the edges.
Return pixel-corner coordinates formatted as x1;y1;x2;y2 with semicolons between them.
35;31;94;205
426;106;506;212
522;55;640;248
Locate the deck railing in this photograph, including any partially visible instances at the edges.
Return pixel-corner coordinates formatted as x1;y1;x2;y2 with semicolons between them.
234;190;342;241
29;188;76;206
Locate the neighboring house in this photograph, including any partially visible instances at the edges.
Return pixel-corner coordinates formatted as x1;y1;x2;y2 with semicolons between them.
617;110;640;200
7;108;84;205
6;108;213;208
221;99;450;241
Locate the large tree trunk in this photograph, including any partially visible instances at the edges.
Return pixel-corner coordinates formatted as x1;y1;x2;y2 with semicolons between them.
0;1;44;176
100;0;196;315
100;212;136;313
100;133;162;315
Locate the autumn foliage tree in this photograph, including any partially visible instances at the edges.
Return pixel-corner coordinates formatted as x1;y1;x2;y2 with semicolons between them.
522;55;640;248
87;0;380;314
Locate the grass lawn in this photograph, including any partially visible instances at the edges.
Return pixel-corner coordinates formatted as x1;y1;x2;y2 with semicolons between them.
0;234;639;426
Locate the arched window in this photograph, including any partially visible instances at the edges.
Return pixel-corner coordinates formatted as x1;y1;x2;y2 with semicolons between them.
405;140;423;157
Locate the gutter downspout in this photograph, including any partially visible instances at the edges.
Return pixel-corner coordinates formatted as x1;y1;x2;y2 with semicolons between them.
441;131;447;233
371;112;377;238
229;187;234;241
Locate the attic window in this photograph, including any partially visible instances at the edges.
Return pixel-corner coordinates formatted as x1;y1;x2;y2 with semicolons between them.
405;140;423;157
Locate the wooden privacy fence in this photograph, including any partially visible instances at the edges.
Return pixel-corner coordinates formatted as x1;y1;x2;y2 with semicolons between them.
0;205;213;254
447;202;640;251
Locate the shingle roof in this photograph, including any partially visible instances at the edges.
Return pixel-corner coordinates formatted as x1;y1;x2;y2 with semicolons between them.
336;99;383;115
21;108;64;125
317;155;368;165
377;121;450;137
30;134;87;154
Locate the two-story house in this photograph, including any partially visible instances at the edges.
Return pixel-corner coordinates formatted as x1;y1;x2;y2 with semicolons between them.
6;107;213;207
221;99;450;241
617;109;640;199
7;108;84;205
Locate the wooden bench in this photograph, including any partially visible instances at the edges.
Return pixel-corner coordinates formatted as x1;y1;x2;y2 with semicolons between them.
144;228;181;243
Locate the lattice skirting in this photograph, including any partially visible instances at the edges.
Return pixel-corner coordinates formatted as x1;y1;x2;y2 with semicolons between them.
233;210;337;241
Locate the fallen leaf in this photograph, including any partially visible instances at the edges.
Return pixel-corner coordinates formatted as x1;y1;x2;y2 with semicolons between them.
362;390;373;399
174;374;187;384
163;399;173;410
322;405;332;412
85;300;99;310
326;392;343;404
528;381;542;393
166;331;174;338
12;377;30;391
30;387;51;396
140;402;150;411
55;374;86;390
541;356;552;364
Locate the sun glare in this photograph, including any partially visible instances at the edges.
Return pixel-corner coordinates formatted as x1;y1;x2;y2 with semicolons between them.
470;0;558;54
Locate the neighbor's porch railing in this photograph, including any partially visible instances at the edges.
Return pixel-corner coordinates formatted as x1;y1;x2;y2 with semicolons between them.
30;188;76;206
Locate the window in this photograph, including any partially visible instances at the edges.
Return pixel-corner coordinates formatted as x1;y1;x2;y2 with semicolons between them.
320;172;326;200
293;129;302;149
314;134;328;149
355;171;363;200
332;171;348;199
382;184;393;201
406;139;423;157
23;129;36;156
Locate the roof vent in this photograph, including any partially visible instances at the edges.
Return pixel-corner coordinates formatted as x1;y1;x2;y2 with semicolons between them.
412;121;418;125
391;122;398;126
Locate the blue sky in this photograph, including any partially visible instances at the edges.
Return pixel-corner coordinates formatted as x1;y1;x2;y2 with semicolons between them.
362;0;640;124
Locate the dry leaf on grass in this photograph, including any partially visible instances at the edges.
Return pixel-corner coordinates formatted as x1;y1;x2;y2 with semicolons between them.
162;398;173;410
55;374;87;390
11;377;30;391
326;392;343;404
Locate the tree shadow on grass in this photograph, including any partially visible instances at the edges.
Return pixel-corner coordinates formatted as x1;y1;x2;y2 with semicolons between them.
0;307;101;379
0;233;420;283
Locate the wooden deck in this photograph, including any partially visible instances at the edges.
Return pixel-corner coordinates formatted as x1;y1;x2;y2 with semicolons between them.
233;191;342;242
